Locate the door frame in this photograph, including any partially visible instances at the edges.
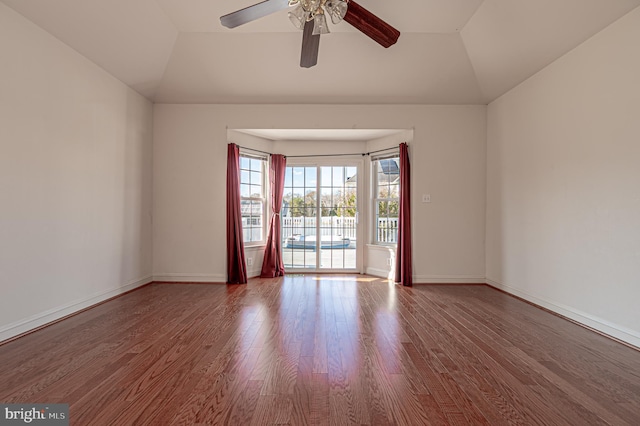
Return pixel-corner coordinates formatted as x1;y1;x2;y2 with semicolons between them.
283;157;364;273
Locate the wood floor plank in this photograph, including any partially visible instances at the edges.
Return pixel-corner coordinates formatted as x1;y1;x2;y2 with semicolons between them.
1;278;639;425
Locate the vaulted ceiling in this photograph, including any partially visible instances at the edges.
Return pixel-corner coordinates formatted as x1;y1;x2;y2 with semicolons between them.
3;0;639;104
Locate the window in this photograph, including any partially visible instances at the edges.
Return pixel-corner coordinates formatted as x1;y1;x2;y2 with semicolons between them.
372;154;400;244
240;153;267;245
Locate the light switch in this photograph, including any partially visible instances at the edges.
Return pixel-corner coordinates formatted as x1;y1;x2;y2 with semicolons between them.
422;194;431;203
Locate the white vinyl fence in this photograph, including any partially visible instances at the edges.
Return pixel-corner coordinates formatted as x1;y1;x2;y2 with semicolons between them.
282;217;356;239
281;217;398;244
377;218;398;244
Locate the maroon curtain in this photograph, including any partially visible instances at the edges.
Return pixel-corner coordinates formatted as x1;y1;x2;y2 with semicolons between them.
226;143;247;284
260;154;287;278
395;142;413;286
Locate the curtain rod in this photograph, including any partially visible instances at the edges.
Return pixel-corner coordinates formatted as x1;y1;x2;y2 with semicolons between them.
234;144;272;156
367;146;401;156
234;143;403;158
285;152;366;158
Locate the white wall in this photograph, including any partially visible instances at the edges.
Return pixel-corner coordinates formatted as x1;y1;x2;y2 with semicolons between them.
153;105;486;283
486;8;640;347
0;4;154;341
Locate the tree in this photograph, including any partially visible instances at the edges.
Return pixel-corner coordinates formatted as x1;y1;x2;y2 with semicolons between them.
288;191;316;217
286;188;358;217
337;189;357;217
377;187;399;217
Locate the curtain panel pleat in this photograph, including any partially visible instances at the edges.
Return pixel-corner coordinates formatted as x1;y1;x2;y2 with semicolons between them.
395;142;413;286
261;154;287;278
226;143;248;284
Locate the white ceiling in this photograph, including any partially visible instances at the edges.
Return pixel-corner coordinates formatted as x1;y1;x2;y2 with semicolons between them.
2;0;639;104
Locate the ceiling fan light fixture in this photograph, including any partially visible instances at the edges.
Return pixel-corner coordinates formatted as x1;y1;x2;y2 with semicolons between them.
288;4;307;30
312;12;330;35
289;0;341;31
325;0;348;25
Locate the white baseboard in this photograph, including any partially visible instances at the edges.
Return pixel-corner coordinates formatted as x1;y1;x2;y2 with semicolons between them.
0;275;152;343
246;268;263;279
486;278;640;349
366;267;394;280
414;275;485;284
365;269;485;284
152;273;226;283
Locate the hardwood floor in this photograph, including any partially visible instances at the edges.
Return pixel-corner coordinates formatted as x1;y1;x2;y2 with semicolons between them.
1;276;639;425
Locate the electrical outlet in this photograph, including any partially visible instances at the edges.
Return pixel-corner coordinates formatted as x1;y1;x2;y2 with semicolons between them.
247;258;253;266
422;194;431;203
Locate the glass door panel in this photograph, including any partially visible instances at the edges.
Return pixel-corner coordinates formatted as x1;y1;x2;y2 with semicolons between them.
282;166;318;269
282;163;359;272
319;166;357;269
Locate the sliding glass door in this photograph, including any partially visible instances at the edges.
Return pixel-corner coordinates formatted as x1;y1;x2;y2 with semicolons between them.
282;166;318;269
281;162;361;272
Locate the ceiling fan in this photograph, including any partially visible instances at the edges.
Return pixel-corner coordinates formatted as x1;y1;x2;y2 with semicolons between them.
220;0;400;68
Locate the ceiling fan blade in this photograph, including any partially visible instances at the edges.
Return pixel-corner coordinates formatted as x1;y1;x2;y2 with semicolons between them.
220;0;290;29
344;0;400;48
300;20;320;68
